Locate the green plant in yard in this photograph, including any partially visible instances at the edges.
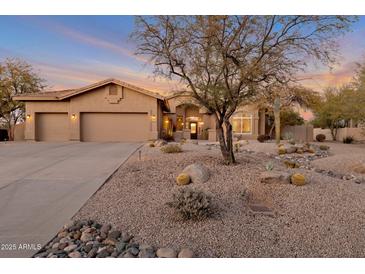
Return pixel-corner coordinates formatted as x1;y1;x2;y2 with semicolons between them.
265;161;274;171
343;136;354;144
319;145;330;151
160;144;182;153
316;134;326;142
168;188;212;220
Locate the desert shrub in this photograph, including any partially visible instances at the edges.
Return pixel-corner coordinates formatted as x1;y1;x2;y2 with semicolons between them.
149;143;155;147
343;136;354;144
316;134;326;142
180;138;187;145
168;188;212;220
257;134;267;143
265;161;274;171
319;145;330;151
160;144;182;153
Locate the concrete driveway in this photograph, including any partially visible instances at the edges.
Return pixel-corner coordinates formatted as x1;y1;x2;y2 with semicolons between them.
0;142;141;257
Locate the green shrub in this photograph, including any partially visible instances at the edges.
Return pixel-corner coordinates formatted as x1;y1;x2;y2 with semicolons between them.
319;145;330;151
343;136;354;144
168;188;212;220
160;144;182;153
316;134;326;142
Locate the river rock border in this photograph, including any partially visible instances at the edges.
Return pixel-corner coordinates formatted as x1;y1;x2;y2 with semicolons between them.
34;220;193;258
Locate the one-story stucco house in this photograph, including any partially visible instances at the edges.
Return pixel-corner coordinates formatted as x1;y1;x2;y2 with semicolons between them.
14;78;267;142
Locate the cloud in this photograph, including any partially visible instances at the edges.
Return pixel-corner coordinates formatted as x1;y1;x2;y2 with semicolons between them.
26;16;149;63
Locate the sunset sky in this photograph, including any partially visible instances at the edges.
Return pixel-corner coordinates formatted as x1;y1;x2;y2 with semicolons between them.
0;16;364;98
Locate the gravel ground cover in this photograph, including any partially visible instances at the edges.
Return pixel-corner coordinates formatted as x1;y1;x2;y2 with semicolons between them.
74;141;365;257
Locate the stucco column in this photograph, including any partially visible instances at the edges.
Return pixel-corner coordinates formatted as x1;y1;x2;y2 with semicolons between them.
25;110;36;141
253;113;259;138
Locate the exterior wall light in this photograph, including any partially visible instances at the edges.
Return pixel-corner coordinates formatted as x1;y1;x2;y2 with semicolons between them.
150;115;156;122
26;114;31;119
71;114;76;120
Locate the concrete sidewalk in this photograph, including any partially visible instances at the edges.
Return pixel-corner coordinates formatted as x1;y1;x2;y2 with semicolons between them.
0;142;141;257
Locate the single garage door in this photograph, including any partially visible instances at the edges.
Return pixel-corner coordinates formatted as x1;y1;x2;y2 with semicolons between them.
36;113;69;141
81;113;149;142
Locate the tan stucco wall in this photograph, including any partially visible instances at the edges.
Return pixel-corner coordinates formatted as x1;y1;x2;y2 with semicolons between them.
24;84;160;142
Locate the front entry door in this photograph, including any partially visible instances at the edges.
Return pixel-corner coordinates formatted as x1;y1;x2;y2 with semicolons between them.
190;122;197;139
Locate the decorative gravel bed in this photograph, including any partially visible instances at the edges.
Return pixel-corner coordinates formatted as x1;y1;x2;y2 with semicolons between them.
73;142;365;257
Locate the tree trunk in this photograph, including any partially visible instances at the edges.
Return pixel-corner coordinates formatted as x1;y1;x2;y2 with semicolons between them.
330;124;337;141
216;117;235;164
273;97;281;144
6;120;14;141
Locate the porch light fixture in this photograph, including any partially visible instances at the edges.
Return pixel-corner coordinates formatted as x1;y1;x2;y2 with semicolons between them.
150;115;156;122
71;114;76;120
26;114;31;119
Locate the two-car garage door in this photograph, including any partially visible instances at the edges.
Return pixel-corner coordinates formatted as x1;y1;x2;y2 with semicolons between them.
35;112;149;142
80;113;149;142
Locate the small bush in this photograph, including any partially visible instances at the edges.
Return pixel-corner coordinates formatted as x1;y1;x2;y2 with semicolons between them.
257;135;267;143
265;161;274;171
319;145;330;151
160;144;182;153
168;188;212;220
149;143;155;147
343;136;354;144
316;134;326;142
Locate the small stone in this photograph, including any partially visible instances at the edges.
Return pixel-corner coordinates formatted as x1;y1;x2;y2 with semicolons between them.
58;242;68;250
80;232;93;242
64;244;77;253
96;249;110;258
58;231;68;238
108;230;121;239
156;247;177;258
123;252;136;258
59;238;69;244
83;244;93;253
286;146;297;154
138;249;155;258
73;231;82;240
87;247;98;258
127;247;139;256
116;242;127;253
111;251;119;257
100;224;112;235
68;251;81;258
178;248;194;258
103;238;118;246
121;232;133;243
51;243;59;249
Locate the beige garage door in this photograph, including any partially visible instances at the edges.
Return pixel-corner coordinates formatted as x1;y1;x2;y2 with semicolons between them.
81;113;149;142
36;113;69;141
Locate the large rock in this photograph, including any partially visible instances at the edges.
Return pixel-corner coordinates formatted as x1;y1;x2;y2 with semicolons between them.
286;146;297;154
260;171;290;184
80;231;93;242
178;248;194;258
156;247;177;258
182;163;210;184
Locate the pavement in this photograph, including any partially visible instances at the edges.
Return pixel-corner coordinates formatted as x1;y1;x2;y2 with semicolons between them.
0;141;141;257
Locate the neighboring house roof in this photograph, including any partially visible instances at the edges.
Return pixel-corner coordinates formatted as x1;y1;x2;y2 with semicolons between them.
13;78;165;101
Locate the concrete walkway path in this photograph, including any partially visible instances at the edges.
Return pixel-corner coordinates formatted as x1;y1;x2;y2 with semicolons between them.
0;142;141;257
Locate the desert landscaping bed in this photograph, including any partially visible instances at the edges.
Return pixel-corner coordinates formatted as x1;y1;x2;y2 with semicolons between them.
66;141;365;257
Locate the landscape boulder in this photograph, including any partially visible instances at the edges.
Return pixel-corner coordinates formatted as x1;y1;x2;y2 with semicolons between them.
156;247;177;258
286;146;297;154
178;248;194;258
353;164;365;174
182;163;210;184
260;171;290;184
176;173;191;186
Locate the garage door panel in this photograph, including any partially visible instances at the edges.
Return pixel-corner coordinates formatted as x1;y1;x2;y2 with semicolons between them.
81;113;149;142
36;113;69;141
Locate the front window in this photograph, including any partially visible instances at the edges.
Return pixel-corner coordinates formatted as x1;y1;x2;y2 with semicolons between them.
232;113;252;134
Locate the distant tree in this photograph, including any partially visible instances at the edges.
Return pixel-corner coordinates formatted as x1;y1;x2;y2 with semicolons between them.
258;84;320;142
132;16;355;164
0;58;45;140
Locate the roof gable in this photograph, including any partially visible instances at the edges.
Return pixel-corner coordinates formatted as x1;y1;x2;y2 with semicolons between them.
13;78;164;101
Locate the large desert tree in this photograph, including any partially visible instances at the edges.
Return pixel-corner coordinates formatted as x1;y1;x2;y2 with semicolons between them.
132;16;355;163
0;58;45;140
